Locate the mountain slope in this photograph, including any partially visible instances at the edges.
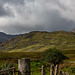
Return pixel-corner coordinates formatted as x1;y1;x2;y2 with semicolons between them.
0;32;18;42
0;31;75;54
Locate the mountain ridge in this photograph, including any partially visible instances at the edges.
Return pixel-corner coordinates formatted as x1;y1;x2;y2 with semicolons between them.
0;32;18;42
0;31;75;53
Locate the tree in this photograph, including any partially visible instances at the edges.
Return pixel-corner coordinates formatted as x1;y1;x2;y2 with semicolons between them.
43;48;68;65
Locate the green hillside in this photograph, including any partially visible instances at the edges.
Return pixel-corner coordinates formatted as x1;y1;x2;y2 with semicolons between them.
0;31;75;53
0;31;75;61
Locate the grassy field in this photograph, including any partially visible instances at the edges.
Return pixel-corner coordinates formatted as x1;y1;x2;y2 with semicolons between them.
0;52;50;75
0;49;75;61
0;51;75;75
0;59;74;75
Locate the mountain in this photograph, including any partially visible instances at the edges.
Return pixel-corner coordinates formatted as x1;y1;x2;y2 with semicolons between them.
72;28;75;32
0;30;75;55
0;32;18;42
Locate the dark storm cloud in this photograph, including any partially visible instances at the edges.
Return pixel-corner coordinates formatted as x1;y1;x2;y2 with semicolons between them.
1;0;25;5
2;11;74;34
0;1;14;17
44;10;75;31
0;0;75;34
0;0;25;17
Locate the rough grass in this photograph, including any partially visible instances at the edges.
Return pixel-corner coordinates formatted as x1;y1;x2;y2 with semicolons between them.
0;60;50;75
62;50;75;61
60;61;75;75
0;51;74;75
0;59;74;75
0;52;43;61
0;49;74;62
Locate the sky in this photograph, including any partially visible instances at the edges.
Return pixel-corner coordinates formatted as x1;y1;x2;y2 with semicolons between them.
0;0;75;34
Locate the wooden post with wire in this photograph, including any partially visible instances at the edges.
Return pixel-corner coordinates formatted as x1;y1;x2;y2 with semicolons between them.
55;64;59;75
41;65;45;75
50;64;54;75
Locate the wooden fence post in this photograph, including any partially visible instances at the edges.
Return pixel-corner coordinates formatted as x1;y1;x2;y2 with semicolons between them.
13;69;15;75
18;58;31;75
59;71;69;75
65;72;69;75
41;65;45;75
59;70;63;75
50;64;54;75
62;72;66;75
55;64;59;75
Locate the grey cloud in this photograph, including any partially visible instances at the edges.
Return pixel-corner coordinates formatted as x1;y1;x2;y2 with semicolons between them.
0;1;14;17
0;0;75;34
1;11;74;34
0;0;25;17
1;24;46;34
1;0;25;5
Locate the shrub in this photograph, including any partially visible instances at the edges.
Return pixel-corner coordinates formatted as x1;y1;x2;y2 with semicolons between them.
43;48;68;65
69;67;75;73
